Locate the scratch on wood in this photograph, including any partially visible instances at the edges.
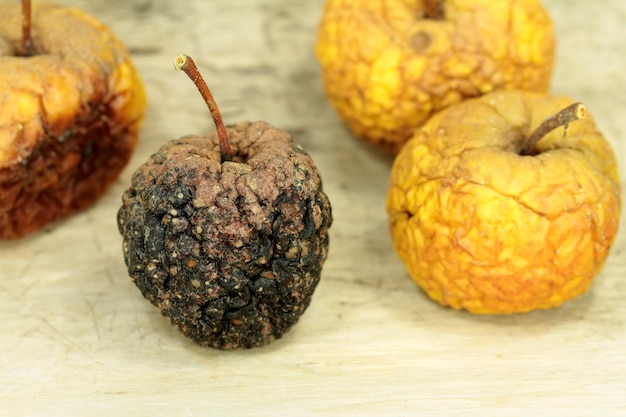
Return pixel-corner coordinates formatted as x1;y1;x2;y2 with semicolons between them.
24;307;86;354
84;295;104;345
2;282;86;353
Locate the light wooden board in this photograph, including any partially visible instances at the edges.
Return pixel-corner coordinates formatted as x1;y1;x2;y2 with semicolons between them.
1;1;625;415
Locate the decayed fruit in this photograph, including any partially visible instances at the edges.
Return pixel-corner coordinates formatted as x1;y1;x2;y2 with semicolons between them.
117;55;332;350
316;0;555;153
387;91;621;314
0;1;146;239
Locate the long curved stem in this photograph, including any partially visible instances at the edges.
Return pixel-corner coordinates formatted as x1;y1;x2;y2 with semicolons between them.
174;54;233;163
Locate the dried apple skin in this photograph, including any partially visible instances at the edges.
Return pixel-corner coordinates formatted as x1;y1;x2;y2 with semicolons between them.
0;2;146;239
387;91;621;314
316;0;556;153
117;122;332;350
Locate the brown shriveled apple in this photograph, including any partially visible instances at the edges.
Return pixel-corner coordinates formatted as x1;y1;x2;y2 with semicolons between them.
117;55;332;350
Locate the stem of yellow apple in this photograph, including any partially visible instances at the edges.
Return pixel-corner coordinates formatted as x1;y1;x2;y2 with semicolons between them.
521;102;586;155
424;0;444;19
174;54;233;163
22;0;32;56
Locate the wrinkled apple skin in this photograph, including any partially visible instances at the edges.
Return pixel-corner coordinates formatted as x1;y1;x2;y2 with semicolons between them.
316;0;555;153
0;2;146;239
387;91;621;314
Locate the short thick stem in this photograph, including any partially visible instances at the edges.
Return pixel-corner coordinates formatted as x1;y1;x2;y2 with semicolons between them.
174;54;233;163
22;0;32;56
521;102;586;155
423;0;444;19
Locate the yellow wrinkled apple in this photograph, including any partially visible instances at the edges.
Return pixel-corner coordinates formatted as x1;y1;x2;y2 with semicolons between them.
387;91;621;314
0;1;146;239
316;0;555;153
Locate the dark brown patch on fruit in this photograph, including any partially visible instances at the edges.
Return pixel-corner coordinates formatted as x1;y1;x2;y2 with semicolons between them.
0;103;136;239
410;32;432;54
117;121;332;350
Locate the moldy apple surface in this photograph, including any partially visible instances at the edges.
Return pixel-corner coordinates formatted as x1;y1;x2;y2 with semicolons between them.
0;2;146;239
387;91;621;314
117;121;332;350
316;0;555;152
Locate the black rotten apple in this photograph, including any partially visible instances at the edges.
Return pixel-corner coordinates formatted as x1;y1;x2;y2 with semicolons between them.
117;54;332;350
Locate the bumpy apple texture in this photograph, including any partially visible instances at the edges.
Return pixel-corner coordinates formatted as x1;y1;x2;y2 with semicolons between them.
0;2;146;239
387;91;621;314
315;0;556;152
117;121;333;350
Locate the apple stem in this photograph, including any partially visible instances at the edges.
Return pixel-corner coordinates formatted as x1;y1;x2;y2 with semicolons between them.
424;0;444;19
22;0;32;56
174;54;233;163
521;102;586;155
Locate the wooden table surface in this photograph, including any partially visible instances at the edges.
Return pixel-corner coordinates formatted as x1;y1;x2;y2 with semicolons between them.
2;1;625;415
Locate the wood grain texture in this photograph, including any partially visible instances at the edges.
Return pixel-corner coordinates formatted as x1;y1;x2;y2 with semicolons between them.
1;0;625;415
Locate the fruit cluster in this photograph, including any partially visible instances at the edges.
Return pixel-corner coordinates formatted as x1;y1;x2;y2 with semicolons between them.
316;0;621;314
1;0;621;352
1;2;332;350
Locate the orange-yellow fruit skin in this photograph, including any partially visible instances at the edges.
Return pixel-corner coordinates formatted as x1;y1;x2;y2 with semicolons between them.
0;2;146;239
315;0;555;153
0;3;146;164
386;91;621;314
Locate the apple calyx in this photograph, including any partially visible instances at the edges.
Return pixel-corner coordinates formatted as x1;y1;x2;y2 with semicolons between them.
174;53;233;163
21;0;32;56
424;0;444;19
520;102;586;156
